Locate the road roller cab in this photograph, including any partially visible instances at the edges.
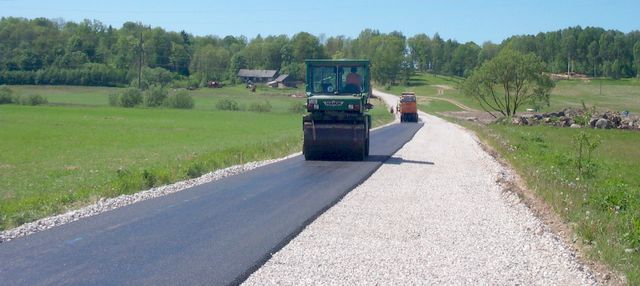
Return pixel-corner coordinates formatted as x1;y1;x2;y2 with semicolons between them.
303;59;372;161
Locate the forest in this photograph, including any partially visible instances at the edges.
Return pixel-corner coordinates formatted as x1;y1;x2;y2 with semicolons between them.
1;17;639;87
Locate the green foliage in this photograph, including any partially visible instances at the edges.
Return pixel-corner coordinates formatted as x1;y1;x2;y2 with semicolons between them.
186;163;206;178
463;49;555;117
144;86;168;107
572;131;601;177
108;93;119;106
0;85;14;104
18;94;49;106
119;88;143;107
2;17;640;90
215;98;241;111
248;100;272;112
133;67;173;90
165;90;194;109
190;45;231;84
142;169;158;188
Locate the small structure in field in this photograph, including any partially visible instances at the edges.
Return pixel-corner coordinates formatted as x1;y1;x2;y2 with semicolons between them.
237;69;278;83
267;74;296;88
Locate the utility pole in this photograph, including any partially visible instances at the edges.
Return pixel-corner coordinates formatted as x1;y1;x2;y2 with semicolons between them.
138;30;143;89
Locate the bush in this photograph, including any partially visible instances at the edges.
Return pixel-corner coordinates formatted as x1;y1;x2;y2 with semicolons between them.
289;102;307;113
0;86;13;104
144;86;168;107
165;91;194;109
186;162;206;178
119;88;143;108
108;93;119;106
248;100;272;112
18;94;48;106
216;98;240;111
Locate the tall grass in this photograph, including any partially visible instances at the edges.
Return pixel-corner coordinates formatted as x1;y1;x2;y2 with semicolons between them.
454;120;640;283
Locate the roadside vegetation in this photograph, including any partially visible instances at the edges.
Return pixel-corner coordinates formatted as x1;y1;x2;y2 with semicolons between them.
406;70;640;283
0;104;302;230
460;122;640;284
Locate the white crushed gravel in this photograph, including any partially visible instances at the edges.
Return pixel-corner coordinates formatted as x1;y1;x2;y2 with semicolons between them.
0;153;300;243
243;91;596;285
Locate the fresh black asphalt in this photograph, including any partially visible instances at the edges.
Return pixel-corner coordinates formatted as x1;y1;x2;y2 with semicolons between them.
0;122;423;286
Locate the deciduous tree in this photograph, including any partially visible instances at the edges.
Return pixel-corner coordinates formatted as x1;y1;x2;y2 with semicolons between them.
462;49;554;117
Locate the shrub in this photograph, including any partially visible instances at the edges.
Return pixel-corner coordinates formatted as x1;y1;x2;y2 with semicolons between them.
572;131;601;177
119;88;143;108
18;94;48;106
289;102;307;113
108;93;119;106
186;162;206;178
248;100;272;112
165;91;194;109
216;98;240;111
142;170;158;188
144;86;168;107
0;86;13;104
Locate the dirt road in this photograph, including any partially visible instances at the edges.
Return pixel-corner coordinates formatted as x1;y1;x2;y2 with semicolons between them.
243;91;595;285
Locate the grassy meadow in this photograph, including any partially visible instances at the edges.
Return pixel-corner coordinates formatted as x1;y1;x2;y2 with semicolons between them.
0;84;394;230
402;73;640;283
388;73;640;114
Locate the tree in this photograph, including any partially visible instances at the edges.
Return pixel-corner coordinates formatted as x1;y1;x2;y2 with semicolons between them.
189;44;230;83
370;33;406;85
407;34;432;71
634;42;640;78
462;49;554;117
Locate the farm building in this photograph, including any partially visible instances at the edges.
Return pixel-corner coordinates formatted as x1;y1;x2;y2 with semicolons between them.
267;74;296;88
237;69;279;83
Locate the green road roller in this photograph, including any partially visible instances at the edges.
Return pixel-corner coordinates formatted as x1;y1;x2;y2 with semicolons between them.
303;59;373;161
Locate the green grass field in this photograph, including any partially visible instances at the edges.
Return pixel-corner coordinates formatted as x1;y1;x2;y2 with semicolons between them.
387;73;640;115
7;84;306;112
0;85;394;230
548;79;640;113
417;99;464;113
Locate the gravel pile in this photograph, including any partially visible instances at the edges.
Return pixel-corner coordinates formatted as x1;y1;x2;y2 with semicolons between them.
244;92;596;285
0;153;300;243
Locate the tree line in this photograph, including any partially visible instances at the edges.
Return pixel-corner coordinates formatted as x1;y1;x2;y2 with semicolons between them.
1;17;639;88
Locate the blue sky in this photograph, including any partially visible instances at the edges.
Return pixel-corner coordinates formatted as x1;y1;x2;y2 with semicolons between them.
1;0;638;44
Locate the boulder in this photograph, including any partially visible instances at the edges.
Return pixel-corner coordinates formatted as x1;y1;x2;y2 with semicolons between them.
570;124;582;128
611;115;622;126
595;118;609;129
589;118;598;128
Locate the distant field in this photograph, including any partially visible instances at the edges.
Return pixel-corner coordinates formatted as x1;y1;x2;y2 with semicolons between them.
385;73;478;110
7;84;306;112
548;79;640;113
385;73;640;114
0;85;394;230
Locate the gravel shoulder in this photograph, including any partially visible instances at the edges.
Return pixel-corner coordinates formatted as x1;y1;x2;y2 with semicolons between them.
243;91;596;285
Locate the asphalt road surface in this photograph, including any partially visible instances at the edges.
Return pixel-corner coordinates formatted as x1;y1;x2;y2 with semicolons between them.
0;121;422;286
